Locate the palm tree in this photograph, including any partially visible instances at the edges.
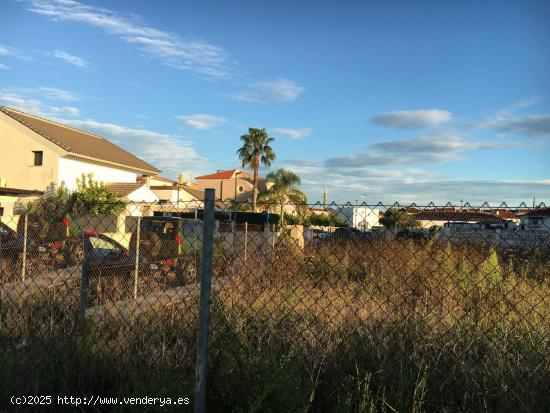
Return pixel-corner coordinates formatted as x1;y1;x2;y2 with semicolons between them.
236;128;276;211
258;168;307;225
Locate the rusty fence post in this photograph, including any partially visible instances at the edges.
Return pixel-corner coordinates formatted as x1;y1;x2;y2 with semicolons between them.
195;188;215;413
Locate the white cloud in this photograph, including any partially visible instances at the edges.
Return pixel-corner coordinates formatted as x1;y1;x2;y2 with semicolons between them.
272;128;312;139
27;0;230;77
61;119;208;177
0;44;10;56
50;49;89;68
177;114;226;130
50;105;80;116
0;63;9;70
0;89;81;117
486;115;550;138
371;134;504;154
287;158;550;205
37;86;80;102
371;109;452;129
325;133;510;167
365;179;550;205
0;43;31;60
325;152;451;167
0;93;43;113
475;98;549;138
232;79;304;102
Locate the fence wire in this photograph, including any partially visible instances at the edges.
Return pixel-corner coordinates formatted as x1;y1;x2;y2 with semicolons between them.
0;198;549;412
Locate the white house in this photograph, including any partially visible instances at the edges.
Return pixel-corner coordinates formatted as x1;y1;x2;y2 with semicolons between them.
0;106;160;192
337;206;381;230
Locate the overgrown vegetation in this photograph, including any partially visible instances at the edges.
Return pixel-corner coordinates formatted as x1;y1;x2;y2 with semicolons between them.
20;173;124;222
1;239;548;412
380;207;420;231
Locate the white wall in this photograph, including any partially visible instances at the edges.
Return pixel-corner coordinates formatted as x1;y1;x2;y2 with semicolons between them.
150;187;177;203
127;185;159;203
338;207;380;229
58;157;137;190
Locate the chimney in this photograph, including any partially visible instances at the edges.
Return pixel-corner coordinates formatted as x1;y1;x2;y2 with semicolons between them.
177;174;185;185
142;176;152;187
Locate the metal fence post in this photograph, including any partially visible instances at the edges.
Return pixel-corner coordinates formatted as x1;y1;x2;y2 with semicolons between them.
79;238;89;326
133;216;141;299
244;221;248;262
231;219;235;253
195;188;215;413
21;214;28;282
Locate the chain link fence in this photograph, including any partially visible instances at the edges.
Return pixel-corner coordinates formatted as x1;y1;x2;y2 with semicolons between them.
0;193;548;412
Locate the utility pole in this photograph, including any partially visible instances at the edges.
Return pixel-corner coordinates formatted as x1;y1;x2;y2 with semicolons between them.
323;185;328;208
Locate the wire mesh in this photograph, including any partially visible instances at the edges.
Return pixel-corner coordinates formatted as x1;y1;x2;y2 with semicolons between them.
0;198;548;411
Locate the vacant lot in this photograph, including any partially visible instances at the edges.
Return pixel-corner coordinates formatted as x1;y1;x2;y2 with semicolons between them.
1;238;549;412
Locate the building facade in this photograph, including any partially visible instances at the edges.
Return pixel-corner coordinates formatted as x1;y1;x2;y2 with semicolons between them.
0;106;160;192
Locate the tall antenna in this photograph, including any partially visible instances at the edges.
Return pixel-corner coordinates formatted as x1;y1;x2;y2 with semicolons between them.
323;185;328;208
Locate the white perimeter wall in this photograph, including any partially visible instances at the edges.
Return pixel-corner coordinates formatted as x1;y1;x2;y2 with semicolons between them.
58;158;137;190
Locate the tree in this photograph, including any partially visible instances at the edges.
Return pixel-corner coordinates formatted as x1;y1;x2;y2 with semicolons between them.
73;173;125;215
380;207;419;231
15;174;124;239
258;168;307;226
306;212;348;227
20;174;124;220
236;128;275;211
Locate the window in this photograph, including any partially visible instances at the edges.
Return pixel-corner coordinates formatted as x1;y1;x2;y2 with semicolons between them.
89;236;121;257
33;151;43;166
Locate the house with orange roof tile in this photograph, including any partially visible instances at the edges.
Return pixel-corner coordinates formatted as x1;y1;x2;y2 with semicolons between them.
193;169;271;202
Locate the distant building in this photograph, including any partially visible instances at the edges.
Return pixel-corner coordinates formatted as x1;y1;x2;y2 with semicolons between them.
519;207;550;231
337;206;380;230
413;210;506;228
140;175;204;205
309;207;332;217
193;169;271;202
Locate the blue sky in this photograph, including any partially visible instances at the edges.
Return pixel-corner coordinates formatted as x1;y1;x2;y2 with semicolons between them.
1;0;549;204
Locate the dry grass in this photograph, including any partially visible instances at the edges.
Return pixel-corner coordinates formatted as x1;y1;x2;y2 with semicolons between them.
1;238;549;412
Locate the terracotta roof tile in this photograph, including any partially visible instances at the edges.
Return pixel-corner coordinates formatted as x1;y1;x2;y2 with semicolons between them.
104;182;145;197
1;106;160;174
195;169;237;180
413;211;505;222
494;210;519;219
521;207;550;217
182;187;204;200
